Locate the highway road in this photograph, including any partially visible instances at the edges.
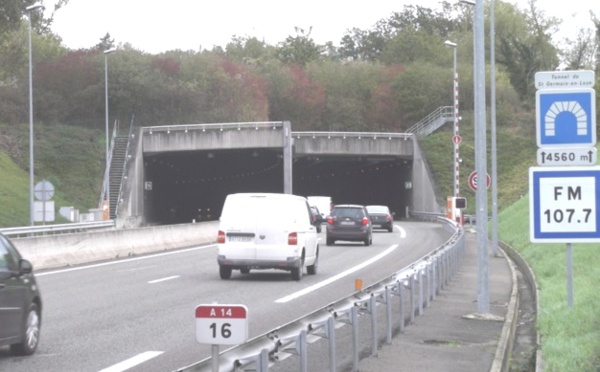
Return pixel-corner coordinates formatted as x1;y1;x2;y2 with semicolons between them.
0;221;450;372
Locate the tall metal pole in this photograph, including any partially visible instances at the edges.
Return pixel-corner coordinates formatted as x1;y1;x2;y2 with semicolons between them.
445;41;460;200
27;3;44;226
104;48;116;216
490;0;499;256
474;0;489;313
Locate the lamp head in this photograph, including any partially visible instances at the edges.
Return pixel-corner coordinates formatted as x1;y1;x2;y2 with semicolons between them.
26;2;44;11
104;47;118;55
444;40;457;48
458;0;476;5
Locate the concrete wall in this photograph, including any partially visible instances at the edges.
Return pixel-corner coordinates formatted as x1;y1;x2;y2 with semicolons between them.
12;221;219;270
411;139;442;213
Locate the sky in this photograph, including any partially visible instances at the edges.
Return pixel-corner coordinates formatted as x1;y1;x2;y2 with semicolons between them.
47;0;596;54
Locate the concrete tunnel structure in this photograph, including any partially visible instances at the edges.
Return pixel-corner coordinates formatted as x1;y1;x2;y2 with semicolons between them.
114;121;441;228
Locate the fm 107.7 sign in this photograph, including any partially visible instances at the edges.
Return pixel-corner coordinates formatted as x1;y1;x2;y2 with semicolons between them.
529;166;600;243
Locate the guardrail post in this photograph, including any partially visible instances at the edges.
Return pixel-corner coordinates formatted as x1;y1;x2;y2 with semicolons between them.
409;274;415;323
368;295;378;357
425;264;431;308
277;330;308;372
432;257;438;300
351;306;359;371
308;317;336;372
418;269;424;316
385;287;392;344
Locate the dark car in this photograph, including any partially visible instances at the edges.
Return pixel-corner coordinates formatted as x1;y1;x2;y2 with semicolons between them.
310;206;323;233
326;204;373;246
366;205;394;232
0;233;42;355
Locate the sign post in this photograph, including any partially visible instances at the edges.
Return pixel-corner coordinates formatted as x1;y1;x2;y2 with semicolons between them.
532;70;596;308
196;304;248;372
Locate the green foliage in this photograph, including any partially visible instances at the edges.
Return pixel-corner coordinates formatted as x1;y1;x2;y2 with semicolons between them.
498;195;600;372
0;122;104;227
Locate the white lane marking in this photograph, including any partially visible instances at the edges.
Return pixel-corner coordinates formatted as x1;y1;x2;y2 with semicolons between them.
396;224;407;238
275;244;399;303
98;351;163;372
36;244;216;276
148;275;180;284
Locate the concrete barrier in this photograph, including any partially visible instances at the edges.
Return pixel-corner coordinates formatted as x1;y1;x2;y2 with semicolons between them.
12;221;219;270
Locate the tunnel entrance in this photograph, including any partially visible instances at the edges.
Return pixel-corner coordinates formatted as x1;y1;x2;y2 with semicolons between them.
143;148;412;225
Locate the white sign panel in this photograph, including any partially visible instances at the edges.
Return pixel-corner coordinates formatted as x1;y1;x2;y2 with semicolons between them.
529;166;600;242
195;304;248;345
536;147;597;166
535;70;595;90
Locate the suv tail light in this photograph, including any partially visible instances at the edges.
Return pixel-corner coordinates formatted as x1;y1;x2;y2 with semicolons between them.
386;214;392;221
362;217;369;225
327;217;333;224
217;230;226;244
288;232;298;245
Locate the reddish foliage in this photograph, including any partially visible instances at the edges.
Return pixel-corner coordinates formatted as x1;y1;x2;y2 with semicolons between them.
151;56;181;77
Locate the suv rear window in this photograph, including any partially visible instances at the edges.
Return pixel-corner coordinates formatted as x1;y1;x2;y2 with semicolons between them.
332;207;364;219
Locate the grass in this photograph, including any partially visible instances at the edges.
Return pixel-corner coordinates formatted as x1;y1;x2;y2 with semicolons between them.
0;122;105;227
1;114;599;370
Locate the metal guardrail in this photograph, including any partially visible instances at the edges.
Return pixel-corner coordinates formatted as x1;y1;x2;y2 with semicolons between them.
0;220;115;238
176;217;464;372
292;131;413;140
144;121;286;134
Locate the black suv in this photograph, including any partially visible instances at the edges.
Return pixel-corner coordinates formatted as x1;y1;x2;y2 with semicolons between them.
326;204;373;246
0;233;42;355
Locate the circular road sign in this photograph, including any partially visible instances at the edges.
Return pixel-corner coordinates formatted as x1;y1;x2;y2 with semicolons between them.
468;171;491;192
34;180;55;201
452;135;462;144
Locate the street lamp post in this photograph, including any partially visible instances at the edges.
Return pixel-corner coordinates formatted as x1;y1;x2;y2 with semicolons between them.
27;2;44;226
444;40;460;200
104;47;117;218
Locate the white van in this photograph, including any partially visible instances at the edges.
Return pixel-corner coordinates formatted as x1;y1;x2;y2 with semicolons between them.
217;193;319;281
307;196;332;220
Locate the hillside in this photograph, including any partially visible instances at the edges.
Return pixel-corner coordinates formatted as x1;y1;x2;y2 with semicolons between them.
0;122;105;227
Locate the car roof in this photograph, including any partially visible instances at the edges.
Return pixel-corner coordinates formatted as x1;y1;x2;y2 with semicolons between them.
332;204;364;208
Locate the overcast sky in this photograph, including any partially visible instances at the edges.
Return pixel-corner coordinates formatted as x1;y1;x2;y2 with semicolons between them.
47;0;595;54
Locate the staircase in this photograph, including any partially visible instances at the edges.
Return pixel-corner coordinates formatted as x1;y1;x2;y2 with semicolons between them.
406;106;455;137
108;136;129;219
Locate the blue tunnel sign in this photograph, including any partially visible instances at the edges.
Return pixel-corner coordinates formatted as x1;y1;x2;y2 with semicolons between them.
536;88;596;147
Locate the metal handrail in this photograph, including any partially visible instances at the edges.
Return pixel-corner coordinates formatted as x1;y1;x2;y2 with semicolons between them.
144;121;285;134
406;106;454;137
291;131;413;140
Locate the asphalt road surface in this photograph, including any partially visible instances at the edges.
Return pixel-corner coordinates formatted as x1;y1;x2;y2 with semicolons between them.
0;221;450;372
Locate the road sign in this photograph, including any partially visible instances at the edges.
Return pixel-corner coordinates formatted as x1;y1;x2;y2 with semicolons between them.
536;147;597;166
535;70;595;90
529;166;600;243
195;304;248;345
452;135;461;144
468;171;490;192
34;180;55;201
536;88;596;147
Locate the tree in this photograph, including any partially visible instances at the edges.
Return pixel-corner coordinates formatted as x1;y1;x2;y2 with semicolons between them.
276;27;323;66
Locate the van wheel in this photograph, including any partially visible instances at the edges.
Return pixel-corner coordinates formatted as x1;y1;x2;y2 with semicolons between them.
307;251;318;275
240;267;250;274
219;266;232;279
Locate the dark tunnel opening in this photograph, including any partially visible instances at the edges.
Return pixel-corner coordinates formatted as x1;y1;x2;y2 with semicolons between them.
143;149;412;225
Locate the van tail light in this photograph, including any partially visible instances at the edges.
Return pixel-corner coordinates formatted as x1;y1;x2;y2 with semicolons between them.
327;217;333;224
288;232;298;245
217;230;226;244
362;217;369;226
